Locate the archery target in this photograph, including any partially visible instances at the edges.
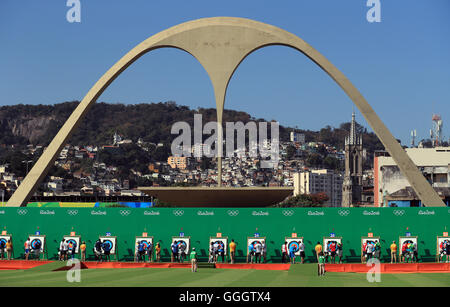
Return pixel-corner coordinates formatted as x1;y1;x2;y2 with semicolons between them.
0;235;11;249
99;236;117;254
135;237;154;254
437;236;450;256
361;237;380;252
247;237;266;255
399;236;418;255
323;237;342;255
172;237;190;254
63;236;80;254
285;237;304;256
29;235;45;252
209;237;228;256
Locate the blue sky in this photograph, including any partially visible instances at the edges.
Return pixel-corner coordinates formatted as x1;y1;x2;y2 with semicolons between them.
0;0;449;145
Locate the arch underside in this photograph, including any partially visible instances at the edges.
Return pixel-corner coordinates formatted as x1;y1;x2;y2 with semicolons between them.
7;17;445;207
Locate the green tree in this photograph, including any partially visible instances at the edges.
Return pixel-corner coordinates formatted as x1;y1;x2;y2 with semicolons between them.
277;192;329;207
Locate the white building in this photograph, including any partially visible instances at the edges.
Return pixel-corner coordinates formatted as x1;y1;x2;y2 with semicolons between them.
374;147;450;207
293;169;344;207
290;132;305;144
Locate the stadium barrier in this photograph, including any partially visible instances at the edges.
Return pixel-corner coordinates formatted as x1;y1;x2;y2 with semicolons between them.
26;202;154;208
0;207;449;263
325;263;450;273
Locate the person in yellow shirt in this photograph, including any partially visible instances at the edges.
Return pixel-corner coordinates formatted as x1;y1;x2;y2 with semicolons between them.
390;241;397;263
80;241;86;262
6;240;12;260
314;242;323;261
155;242;161;262
229;239;237;264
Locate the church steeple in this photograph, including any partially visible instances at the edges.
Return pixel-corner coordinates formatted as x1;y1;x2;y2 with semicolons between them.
342;111;363;207
345;110;362;146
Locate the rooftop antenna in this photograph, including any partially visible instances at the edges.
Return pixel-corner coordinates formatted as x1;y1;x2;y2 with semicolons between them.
410;130;416;148
432;114;443;147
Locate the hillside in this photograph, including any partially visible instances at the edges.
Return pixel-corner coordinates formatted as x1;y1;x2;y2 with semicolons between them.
0;101;383;153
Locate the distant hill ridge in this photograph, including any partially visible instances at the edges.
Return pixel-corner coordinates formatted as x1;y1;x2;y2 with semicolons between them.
0;101;383;153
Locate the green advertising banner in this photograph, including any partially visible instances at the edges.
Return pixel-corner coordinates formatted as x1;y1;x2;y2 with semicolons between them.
0;207;448;263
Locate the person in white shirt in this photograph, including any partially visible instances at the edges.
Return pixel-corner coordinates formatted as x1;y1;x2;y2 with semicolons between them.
254;242;262;263
365;242;374;260
261;242;267;263
24;238;31;261
208;242;214;263
134;241;140;262
59;239;65;261
299;242;306;264
62;240;69;261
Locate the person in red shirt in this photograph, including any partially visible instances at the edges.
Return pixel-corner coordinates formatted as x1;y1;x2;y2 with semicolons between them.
362;242;367;263
329;242;337;264
401;242;407;263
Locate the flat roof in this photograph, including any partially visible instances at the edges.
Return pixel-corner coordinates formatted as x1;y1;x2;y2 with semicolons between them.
138;186;294;207
377;147;450;167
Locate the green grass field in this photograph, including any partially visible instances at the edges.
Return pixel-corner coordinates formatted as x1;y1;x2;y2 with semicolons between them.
0;262;449;287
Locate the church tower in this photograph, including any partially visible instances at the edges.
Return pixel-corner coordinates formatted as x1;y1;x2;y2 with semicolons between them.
342;111;363;207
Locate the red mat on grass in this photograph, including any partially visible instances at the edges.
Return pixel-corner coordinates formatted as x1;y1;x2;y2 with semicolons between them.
54;262;193;270
215;263;291;270
325;263;450;274
54;262;290;271
0;260;53;270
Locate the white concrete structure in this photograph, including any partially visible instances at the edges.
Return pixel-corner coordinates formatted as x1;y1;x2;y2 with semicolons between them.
374;147;450;207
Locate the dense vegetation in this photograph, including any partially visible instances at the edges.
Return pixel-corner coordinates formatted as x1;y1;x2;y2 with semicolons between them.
274;192;330;207
0;101;386;172
0;101;384;146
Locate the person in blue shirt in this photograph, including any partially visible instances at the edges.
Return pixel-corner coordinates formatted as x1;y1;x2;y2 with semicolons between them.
171;241;179;263
69;241;77;260
248;243;254;263
137;241;145;262
102;241;111;262
218;243;225;263
289;244;297;264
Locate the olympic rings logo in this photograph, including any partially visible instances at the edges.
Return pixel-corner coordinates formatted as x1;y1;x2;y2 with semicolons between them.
119;210;131;216
227;210;239;216
338;209;350;216
393;210;405;216
67;210;78;216
282;210;294;216
173;210;184;216
17;209;28;215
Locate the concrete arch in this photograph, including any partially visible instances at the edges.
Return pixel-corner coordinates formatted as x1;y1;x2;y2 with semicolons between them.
7;17;444;206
